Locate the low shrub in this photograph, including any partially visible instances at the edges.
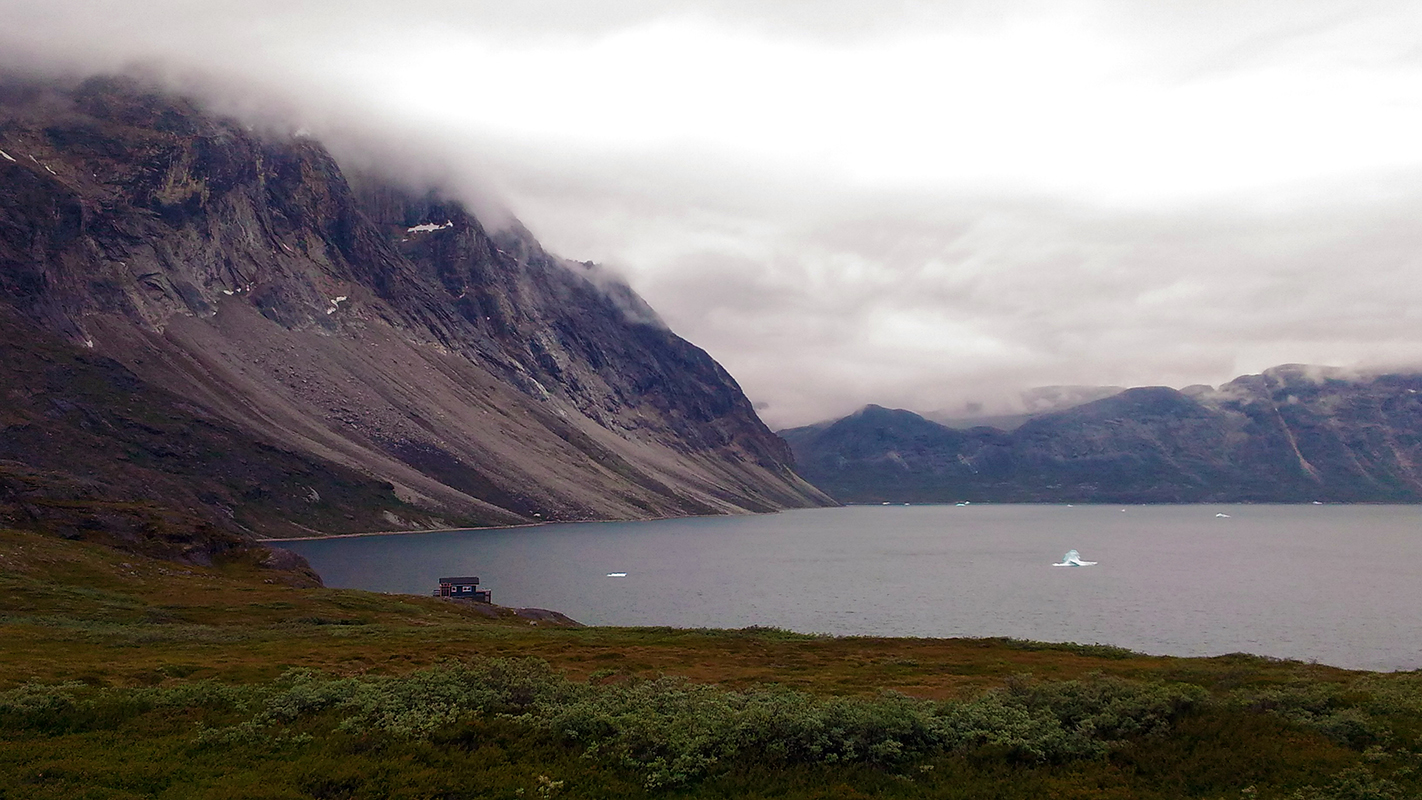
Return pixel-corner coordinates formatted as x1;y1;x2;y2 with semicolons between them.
1233;680;1403;750
542;679;942;787
0;660;1214;789
1289;766;1403;800
937;674;1207;763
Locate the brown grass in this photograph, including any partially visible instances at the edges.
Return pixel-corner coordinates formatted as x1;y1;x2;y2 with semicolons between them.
0;527;1356;697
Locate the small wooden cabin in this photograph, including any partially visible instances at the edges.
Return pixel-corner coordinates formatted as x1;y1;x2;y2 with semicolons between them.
436;576;491;603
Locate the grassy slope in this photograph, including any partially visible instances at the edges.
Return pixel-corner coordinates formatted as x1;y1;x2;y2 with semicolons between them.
2;527;1419;799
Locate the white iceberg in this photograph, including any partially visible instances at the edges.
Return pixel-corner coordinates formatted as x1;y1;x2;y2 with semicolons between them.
1053;549;1097;567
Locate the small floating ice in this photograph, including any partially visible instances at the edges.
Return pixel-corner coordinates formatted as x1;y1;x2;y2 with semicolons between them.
0;149;14;162
1215;513;1231;518
606;572;627;578
1053;550;1097;567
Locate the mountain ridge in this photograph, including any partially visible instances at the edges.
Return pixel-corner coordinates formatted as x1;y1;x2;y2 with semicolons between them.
780;366;1422;503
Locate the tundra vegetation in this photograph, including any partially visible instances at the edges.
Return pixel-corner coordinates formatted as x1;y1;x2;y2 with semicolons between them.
3;526;1421;799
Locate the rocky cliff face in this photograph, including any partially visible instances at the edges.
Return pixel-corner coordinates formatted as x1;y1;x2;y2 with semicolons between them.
0;76;830;538
781;366;1422;503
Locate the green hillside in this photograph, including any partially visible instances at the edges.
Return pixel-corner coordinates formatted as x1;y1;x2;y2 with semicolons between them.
3;527;1420;799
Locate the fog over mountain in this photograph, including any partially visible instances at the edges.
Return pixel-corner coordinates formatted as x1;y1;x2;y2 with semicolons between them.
6;0;1422;428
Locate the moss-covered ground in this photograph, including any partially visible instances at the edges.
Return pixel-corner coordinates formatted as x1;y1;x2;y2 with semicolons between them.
2;526;1419;799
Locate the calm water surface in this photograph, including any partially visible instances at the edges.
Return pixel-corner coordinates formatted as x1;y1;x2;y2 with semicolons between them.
283;505;1422;671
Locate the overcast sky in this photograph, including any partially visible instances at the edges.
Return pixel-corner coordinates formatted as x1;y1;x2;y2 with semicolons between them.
5;0;1422;427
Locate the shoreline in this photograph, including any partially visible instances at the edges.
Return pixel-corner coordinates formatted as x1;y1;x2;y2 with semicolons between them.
260;521;551;543
259;507;798;542
260;500;1416;542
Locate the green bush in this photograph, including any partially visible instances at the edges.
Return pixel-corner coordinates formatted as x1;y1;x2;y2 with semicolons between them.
1234;682;1396;749
337;658;577;737
1289;766;1402;800
541;679;943;787
0;681;83;720
0;660;1212;789
937;674;1207;763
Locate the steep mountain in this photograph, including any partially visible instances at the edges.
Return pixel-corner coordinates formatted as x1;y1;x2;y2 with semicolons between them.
0;75;830;542
781;366;1422;503
0;305;382;577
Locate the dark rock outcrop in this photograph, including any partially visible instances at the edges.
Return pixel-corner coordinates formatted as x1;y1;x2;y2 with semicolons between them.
0;75;830;540
781;367;1422;503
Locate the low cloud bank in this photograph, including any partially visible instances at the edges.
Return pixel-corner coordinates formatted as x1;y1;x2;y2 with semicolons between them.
4;1;1422;427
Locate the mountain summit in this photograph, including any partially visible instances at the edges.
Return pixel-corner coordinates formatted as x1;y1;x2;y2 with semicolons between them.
0;76;830;541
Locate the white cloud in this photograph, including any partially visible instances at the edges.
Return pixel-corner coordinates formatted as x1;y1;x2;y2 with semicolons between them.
5;0;1422;426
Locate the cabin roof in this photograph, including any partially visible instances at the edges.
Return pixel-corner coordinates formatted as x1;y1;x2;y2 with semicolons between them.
439;576;479;584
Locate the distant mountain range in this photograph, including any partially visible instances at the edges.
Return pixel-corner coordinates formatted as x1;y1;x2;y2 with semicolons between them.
0;74;829;554
780;365;1422;503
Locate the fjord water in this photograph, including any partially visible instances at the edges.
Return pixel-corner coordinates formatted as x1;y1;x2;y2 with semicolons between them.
284;505;1422;671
